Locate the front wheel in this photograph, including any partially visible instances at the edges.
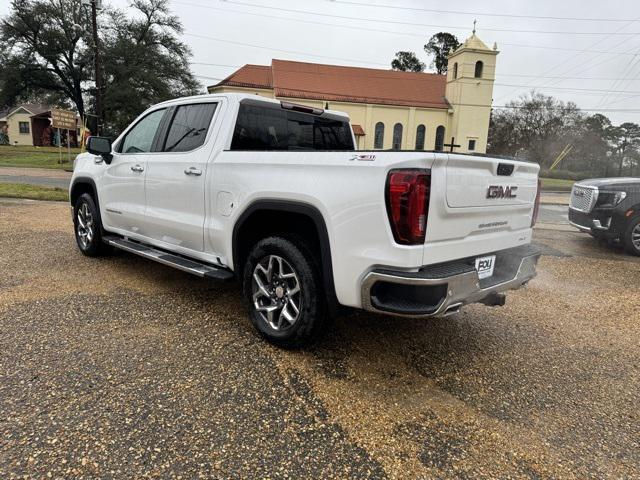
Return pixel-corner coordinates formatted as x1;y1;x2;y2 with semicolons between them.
623;215;640;256
242;236;327;348
73;193;108;257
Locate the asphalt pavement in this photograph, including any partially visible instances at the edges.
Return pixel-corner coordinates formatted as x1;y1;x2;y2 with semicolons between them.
539;192;570;225
0;167;72;189
1;200;638;478
538;203;569;224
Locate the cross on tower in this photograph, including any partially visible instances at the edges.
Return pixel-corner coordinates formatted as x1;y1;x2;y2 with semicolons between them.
473;19;477;34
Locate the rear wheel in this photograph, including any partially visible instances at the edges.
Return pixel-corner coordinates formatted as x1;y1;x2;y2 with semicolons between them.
242;236;327;348
73;193;108;257
623;216;640;256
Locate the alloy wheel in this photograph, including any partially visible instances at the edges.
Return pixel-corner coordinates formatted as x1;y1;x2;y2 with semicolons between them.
76;202;94;249
252;255;302;331
633;223;640;250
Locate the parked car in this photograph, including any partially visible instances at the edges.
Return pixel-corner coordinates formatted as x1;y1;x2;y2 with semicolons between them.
569;178;640;256
70;93;542;347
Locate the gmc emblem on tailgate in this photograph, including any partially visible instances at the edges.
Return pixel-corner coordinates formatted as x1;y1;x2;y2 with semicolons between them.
487;185;518;199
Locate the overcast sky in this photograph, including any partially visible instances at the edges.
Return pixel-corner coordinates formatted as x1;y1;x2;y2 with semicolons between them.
3;0;640;124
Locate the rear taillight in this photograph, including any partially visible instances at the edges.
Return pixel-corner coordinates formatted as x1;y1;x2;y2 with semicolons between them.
531;178;542;227
385;169;431;245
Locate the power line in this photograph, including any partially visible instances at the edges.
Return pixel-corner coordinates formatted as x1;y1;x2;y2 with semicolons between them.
182;12;640;104
493;83;640;95
174;0;431;40
172;0;640;60
495;17;640;101
498;73;640;81
500;43;640;57
191;62;640;83
327;0;631;23
542;40;640;90
184;32;390;67
189;62;640;100
595;45;640;107
199;78;640;112
192;61;640;94
494;106;640;112
173;0;640;36
192;62;241;68
190;61;640;94
194;74;225;81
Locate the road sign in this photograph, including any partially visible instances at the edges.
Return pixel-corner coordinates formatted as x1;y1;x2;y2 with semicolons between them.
51;109;77;131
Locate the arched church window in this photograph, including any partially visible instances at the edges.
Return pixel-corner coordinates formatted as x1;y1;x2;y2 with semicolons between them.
415;125;426;150
474;61;483;78
453;63;458;79
392;123;403;150
435;125;445;151
374;122;385;149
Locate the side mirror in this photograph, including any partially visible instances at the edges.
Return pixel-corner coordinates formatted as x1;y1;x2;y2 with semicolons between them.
87;136;113;163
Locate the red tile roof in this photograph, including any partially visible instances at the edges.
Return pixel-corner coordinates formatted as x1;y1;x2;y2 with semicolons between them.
352;124;365;136
213;60;449;110
217;64;273;89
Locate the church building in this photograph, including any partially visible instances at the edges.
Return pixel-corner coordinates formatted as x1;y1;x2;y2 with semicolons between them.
208;33;498;153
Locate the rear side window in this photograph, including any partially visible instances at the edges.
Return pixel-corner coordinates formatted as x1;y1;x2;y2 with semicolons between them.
164;103;217;152
231;104;354;151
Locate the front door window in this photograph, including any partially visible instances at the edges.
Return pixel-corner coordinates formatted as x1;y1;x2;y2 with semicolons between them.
119;109;166;154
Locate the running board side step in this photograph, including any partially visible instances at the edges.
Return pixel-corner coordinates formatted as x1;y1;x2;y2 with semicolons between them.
104;236;234;281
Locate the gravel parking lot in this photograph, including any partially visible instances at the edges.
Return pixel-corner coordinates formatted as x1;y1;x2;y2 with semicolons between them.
1;200;639;479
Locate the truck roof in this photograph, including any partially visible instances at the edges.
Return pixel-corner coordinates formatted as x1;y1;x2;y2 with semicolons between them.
155;92;351;121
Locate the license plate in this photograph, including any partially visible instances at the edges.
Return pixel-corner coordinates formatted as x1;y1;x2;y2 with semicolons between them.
475;255;496;279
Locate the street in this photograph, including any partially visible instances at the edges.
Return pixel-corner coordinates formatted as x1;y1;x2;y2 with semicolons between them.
538;202;569;224
1;199;638;478
0;167;71;190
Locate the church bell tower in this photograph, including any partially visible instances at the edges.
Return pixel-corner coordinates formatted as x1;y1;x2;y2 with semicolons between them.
445;32;499;154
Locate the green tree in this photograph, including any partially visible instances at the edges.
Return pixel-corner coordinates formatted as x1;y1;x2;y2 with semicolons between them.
570;113;612;176
488;92;583;167
0;0;93;116
391;51;425;72
488;92;640;178
609;123;640;176
424;32;460;74
101;0;200;134
0;0;200;135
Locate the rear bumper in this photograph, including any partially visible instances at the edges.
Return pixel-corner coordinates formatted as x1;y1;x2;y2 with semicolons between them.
360;245;541;318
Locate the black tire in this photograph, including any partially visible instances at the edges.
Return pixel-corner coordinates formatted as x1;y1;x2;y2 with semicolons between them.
623;215;640;256
73;193;108;257
242;236;327;348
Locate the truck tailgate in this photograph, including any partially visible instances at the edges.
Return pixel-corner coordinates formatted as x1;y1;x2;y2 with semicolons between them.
424;154;539;258
446;155;538;208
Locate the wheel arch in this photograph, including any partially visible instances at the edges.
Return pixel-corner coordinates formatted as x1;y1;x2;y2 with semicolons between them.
70;177;105;234
70;177;98;206
625;202;640;218
232;199;339;313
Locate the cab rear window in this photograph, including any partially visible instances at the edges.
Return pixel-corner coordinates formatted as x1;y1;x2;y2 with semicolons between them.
231;103;354;151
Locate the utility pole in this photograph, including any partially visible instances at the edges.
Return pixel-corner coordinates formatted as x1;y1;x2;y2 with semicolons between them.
89;0;104;135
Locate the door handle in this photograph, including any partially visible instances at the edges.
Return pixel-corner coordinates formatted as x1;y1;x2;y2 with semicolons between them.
184;167;202;176
130;164;144;173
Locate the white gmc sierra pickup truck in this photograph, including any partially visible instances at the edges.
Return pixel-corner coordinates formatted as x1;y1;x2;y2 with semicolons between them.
71;93;542;347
